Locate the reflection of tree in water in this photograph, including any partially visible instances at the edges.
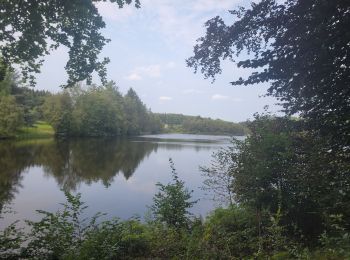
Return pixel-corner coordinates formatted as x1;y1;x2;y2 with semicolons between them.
0;140;53;214
0;137;218;213
43;138;158;190
0;138;159;211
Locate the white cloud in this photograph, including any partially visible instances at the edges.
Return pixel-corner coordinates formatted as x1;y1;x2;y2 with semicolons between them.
125;73;142;81
139;65;161;78
182;88;205;94
159;96;173;101
212;94;230;100
96;0;244;47
126;64;161;81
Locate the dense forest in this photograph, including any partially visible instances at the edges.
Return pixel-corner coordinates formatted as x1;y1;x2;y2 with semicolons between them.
42;83;162;137
156;113;248;135
0;76;162;138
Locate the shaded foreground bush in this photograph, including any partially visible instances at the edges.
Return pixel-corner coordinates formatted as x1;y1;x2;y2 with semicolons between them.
1;192;349;259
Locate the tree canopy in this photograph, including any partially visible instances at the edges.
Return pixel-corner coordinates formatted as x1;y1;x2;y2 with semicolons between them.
42;83;162;137
0;0;140;86
187;0;350;150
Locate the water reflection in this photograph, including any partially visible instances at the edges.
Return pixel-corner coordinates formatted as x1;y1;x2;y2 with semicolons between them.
0;135;233;218
42;138;160;190
0;138;159;211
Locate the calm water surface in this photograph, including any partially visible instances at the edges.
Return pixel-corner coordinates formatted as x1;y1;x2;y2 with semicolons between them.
0;134;240;228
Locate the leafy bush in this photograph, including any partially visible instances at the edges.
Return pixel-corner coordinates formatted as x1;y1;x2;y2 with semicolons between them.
150;158;198;229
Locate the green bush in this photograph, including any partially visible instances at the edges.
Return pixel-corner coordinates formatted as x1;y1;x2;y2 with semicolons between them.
150;158;198;229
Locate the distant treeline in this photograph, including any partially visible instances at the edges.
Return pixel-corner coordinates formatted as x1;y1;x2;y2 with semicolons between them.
1;73;246;138
156;113;248;136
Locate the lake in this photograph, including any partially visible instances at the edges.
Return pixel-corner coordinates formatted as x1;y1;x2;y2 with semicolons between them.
0;134;239;229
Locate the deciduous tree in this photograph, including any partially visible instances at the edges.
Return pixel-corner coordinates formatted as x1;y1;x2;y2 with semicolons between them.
187;0;350;150
0;0;140;86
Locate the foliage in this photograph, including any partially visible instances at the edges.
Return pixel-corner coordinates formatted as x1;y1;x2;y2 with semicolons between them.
187;0;350;152
208;115;350;246
150;158;198;229
0;70;50;138
0;208;23;260
10;82;50;126
315;214;350;259
124;88;162;135
23;192;96;259
199;207;259;259
79;218;151;260
42;83;162;137
0;0;140;86
1;189;349;259
147;222;190;259
19;191;151;259
0;67;12;96
0;95;23;138
157;112;248;135
71;84;125;136
43;91;73;136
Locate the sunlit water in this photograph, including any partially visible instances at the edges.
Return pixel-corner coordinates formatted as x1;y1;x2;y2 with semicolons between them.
0;134;242;228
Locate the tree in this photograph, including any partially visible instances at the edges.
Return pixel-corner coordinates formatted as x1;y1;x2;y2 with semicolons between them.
43;92;73;136
41;83;162;137
187;0;350;151
222;115;350;243
124;88;156;135
0;96;23;138
0;0;140;86
151;159;198;229
72;84;125;136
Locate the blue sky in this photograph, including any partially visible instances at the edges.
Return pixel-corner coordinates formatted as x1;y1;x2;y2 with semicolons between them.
36;0;280;122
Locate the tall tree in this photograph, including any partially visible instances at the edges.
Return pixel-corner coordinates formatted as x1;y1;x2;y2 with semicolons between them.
124;88;149;135
43;92;73;136
187;0;350;151
0;0;140;86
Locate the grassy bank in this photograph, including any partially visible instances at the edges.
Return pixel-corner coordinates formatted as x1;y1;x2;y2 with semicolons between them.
16;121;54;139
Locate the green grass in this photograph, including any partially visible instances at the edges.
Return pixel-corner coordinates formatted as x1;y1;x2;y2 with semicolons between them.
17;121;54;139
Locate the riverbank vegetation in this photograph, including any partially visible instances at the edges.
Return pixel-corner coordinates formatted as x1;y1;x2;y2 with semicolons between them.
0;76;247;139
0;76;162;138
